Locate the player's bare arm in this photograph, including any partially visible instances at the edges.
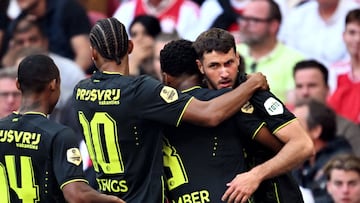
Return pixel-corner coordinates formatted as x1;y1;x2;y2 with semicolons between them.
222;119;314;203
62;182;126;203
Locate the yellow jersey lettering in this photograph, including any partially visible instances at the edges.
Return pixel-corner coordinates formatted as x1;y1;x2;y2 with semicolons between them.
6;130;13;142
0;130;5;142
97;178;128;193
0;130;41;150
76;89;84;100
172;190;210;203
96;89;105;100
113;89;120;100
31;133;41;145
76;88;121;105
22;132;31;144
103;90;111;100
14;130;23;142
5;156;40;202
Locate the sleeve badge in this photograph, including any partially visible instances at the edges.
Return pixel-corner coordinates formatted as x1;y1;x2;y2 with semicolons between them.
264;97;284;115
160;86;179;103
241;101;254;114
66;148;82;166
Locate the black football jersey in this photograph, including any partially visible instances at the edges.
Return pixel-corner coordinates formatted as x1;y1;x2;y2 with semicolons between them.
163;86;264;202
73;72;192;202
0;112;86;203
164;86;303;203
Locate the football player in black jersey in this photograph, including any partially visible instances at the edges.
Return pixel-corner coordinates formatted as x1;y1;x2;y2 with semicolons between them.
73;17;270;202
192;28;314;203
0;54;125;203
160;39;289;203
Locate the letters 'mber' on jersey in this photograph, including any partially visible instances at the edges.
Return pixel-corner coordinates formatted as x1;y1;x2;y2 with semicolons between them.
73;72;193;202
0;113;86;203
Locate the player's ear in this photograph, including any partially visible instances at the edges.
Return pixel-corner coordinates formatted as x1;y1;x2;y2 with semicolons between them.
49;79;57;91
90;46;97;61
16;78;21;90
196;59;205;74
128;40;134;54
162;72;169;86
310;125;322;140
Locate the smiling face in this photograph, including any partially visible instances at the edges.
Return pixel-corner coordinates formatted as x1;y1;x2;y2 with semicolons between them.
197;48;239;90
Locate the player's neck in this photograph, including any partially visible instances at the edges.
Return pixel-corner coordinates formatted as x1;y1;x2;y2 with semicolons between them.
177;75;202;91
18;95;49;115
249;38;277;60
318;1;338;21
99;61;129;75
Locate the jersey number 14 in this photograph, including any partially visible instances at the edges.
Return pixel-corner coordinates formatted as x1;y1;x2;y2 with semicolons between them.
0;155;39;203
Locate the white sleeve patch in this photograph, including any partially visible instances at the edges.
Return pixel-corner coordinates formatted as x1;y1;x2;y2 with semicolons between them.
264;97;284;115
160;86;179;103
66;148;82;166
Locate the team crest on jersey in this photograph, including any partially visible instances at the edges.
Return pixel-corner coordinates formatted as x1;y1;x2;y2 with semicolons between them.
160;86;179;103
264;97;284;115
67;148;82;166
241;101;254;114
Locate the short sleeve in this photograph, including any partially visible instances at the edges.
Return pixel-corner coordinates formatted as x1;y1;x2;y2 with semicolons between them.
133;76;193;127
250;90;296;133
235;110;266;140
52;127;87;189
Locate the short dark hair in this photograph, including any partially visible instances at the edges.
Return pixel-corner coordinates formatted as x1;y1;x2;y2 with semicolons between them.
0;67;17;80
193;28;236;61
11;16;45;37
160;39;201;77
323;153;360;180
293;59;329;85
244;0;282;23
345;9;360;25
90;17;129;65
17;54;59;93
129;15;161;38
296;99;336;142
155;31;180;43
266;0;282;23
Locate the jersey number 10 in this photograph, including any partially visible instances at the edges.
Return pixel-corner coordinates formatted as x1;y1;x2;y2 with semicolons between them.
78;111;125;174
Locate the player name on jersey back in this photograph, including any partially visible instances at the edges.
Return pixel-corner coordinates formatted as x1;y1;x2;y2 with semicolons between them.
96;178;128;193
0;129;41;150
75;88;120;105
170;190;210;203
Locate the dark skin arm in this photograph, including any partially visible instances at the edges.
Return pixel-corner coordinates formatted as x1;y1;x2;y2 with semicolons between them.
254;126;283;152
62;182;126;203
183;72;269;127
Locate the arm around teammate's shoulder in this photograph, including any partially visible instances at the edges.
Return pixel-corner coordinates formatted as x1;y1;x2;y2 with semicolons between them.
62;181;126;203
182;72;269;127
